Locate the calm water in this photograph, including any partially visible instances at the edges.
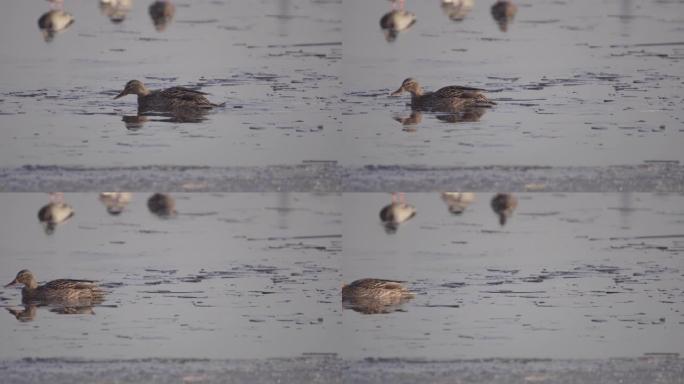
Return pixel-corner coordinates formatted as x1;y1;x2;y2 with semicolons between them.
342;0;684;167
0;193;341;358
0;193;682;359
342;193;684;359
0;0;341;167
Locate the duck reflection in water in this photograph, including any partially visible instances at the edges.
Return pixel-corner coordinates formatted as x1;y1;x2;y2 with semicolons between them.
441;0;474;21
491;0;518;32
342;278;414;314
379;8;416;42
149;0;176;32
122;108;210;130
99;0;133;24
393;107;487;128
37;9;74;42
6;303;97;322
379;193;416;234
37;193;74;235
491;193;518;226
99;192;132;215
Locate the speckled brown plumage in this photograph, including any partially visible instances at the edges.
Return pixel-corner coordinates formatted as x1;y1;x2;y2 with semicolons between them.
391;78;495;111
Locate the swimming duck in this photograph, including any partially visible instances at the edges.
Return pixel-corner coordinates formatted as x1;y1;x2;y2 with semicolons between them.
391;78;496;112
491;0;518;32
4;270;104;304
114;80;220;111
37;10;74;42
38;201;74;234
441;192;475;214
149;0;176;32
379;193;416;233
147;193;176;217
379;10;416;42
441;0;474;21
99;192;132;215
491;193;518;226
342;278;414;313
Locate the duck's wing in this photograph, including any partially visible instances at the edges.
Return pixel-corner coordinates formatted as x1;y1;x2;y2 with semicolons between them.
352;278;407;291
160;86;210;98
433;85;485;99
43;279;99;290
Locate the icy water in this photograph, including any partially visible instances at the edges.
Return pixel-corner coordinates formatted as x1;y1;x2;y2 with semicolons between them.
0;193;341;358
0;193;682;360
342;193;684;359
342;0;684;167
0;0;341;167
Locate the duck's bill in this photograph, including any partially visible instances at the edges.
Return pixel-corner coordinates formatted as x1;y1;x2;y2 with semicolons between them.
390;87;404;96
113;90;126;99
4;279;17;288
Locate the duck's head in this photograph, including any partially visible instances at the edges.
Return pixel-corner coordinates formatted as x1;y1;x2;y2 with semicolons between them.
390;78;422;96
5;270;36;288
115;80;149;99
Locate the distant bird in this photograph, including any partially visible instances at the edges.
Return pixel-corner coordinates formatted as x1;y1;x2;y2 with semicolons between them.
491;0;518;32
37;200;74;234
441;192;475;214
441;0;474;21
149;0;176;32
114;80;221;111
37;10;74;42
342;278;414;314
379;193;416;233
491;193;518;226
391;78;496;112
4;270;104;305
99;192;132;215
379;10;416;42
147;193;176;217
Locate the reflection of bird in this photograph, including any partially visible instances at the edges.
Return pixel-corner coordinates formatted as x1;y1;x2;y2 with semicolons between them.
115;80;220;111
441;192;475;214
379;10;416;42
4;270;104;305
491;193;518;226
99;192;132;215
391;78;495;112
7;303;96;323
147;193;176;217
37;10;74;42
149;0;176;32
38;200;74;234
342;278;414;314
491;0;518;32
379;193;416;234
99;0;133;23
441;0;474;21
6;305;38;322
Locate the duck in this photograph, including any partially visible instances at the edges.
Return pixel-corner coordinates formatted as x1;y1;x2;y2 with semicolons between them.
4;270;104;304
491;0;518;32
379;10;416;42
38;201;74;234
149;0;176;32
114;80;220;111
441;192;475;214
379;193;416;233
441;0;474;21
99;192;132;215
147;193;176;217
491;193;518;226
37;10;74;42
391;78;496;112
342;278;414;313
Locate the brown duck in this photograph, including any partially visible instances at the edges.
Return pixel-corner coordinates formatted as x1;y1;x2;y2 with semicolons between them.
114;80;220;111
391;78;495;111
4;270;104;304
342;278;414;314
491;193;518;226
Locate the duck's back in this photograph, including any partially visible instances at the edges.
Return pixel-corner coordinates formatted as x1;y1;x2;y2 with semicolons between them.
141;87;214;110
